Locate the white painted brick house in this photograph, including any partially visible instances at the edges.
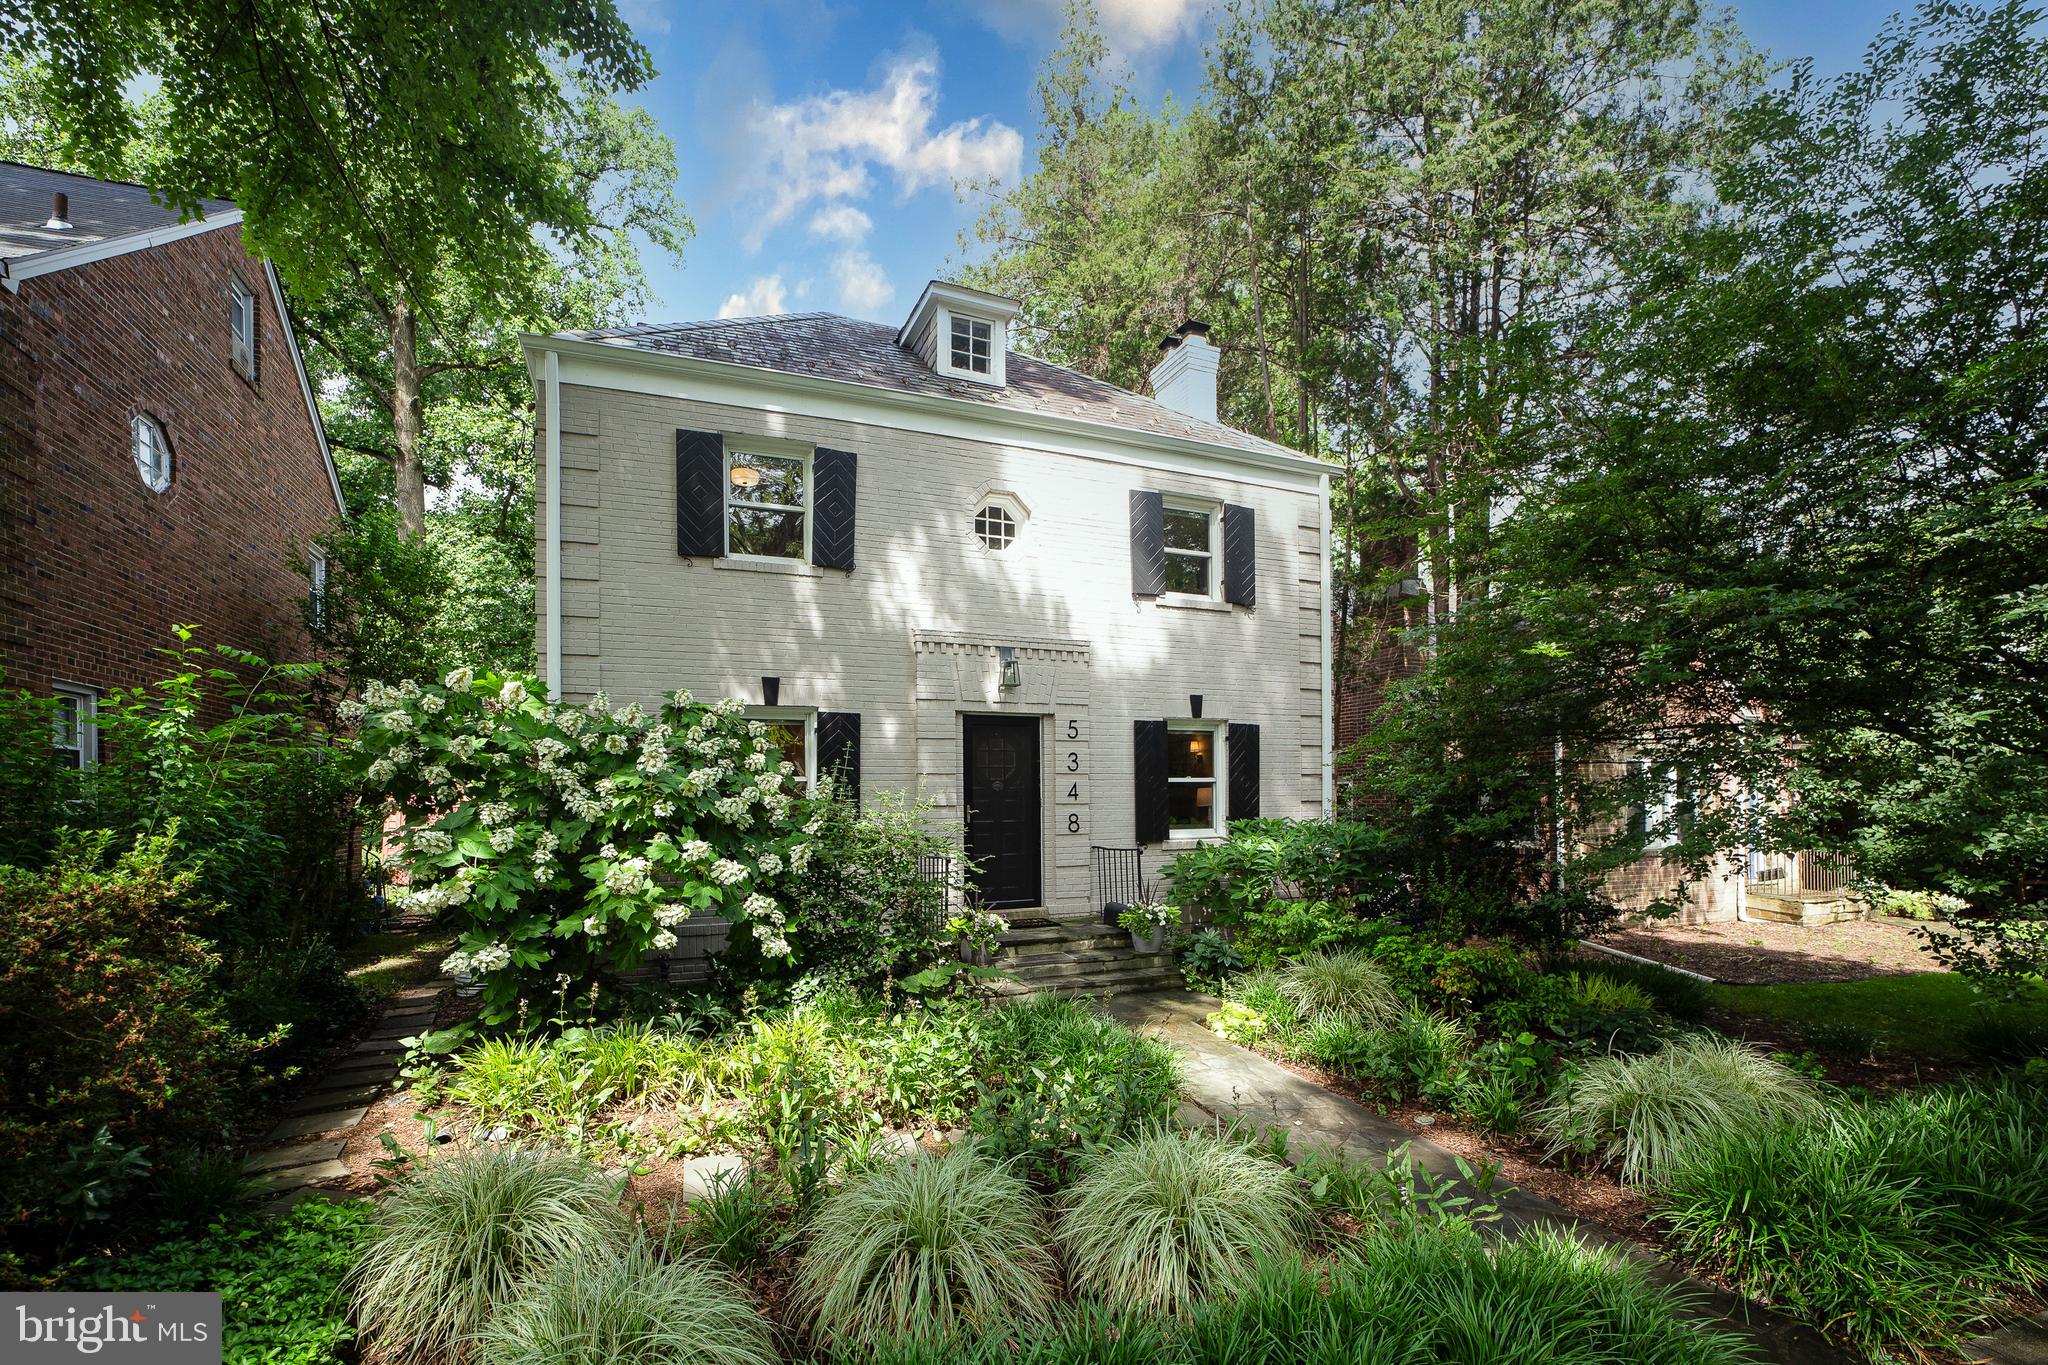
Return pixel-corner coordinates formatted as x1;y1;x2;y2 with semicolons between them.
521;281;1333;923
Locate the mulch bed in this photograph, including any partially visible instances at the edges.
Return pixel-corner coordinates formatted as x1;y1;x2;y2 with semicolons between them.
1594;917;1955;985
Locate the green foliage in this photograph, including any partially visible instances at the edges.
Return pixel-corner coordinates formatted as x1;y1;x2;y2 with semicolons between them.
1538;1034;1823;1184
148;1149;255;1233
1561;972;1665;1054
782;791;966;989
1276;949;1402;1027
1573;959;1713;1024
305;510;464;691
476;1235;777;1365
1058;1129;1302;1313
838;1301;1171;1365
1175;929;1244;990
1656;1079;2048;1355
1709;973;2048;1063
351;672;820;1022
1162;819;1405;957
0;836;270;1253
0;679;78;866
349;1146;633;1365
798;1146;1056;1347
968;998;1181;1179
66;1199;374;1365
684;1167;780;1271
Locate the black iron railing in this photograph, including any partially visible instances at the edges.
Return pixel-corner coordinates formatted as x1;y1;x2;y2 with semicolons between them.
1091;845;1144;926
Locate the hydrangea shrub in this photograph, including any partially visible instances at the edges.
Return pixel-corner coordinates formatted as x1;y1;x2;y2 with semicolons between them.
347;670;819;1022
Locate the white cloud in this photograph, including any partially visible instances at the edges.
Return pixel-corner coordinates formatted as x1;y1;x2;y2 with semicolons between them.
831;250;893;315
716;275;789;319
808;204;874;241
981;0;1204;52
737;51;1023;249
617;0;671;35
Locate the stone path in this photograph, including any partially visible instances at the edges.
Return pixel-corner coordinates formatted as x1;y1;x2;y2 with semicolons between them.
1106;990;1854;1365
242;976;443;1210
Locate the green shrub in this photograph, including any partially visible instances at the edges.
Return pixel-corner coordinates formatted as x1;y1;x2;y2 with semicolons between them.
1277;949;1402;1026
1387;1004;1471;1105
969;998;1180;1178
349;1146;633;1364
781;791;964;988
841;1301;1169;1365
1572;957;1713;1022
685;1166;780;1270
1163;818;1406;927
1299;1014;1401;1091
1175;929;1243;989
476;1236;776;1365
66;1199;373;1365
1058;1130;1303;1313
1538;1033;1823;1183
1957;1004;2048;1066
797;1145;1056;1346
1561;971;1665;1052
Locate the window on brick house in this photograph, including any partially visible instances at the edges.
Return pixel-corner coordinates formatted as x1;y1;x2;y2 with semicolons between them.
745;707;815;789
1167;720;1223;836
229;275;257;381
52;685;98;769
725;448;807;559
132;414;171;492
308;544;329;628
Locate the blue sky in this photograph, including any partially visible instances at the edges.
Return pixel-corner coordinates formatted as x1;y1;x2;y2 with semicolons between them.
622;0;1902;325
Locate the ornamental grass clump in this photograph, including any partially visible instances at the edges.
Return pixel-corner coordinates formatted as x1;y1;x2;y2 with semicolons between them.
1277;949;1402;1027
1536;1033;1822;1183
349;1146;631;1365
797;1145;1055;1346
1058;1129;1303;1314
476;1236;776;1365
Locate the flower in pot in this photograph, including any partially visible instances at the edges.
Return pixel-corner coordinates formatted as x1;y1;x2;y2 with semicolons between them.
1117;900;1180;955
948;906;1005;965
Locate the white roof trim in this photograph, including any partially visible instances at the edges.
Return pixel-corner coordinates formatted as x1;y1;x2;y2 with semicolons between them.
0;208;245;292
264;261;348;519
895;278;1021;347
519;332;1328;486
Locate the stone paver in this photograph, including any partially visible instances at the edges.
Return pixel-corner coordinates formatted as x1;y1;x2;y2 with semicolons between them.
680;1153;748;1201
247;1159;351;1195
268;1106;368;1141
1106;990;1852;1365
286;1084;385;1114
1969;1313;2048;1364
350;1037;407;1055
244;1140;347;1174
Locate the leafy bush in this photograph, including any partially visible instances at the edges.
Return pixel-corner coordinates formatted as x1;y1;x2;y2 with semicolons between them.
1058;1129;1302;1312
1175;929;1243;989
476;1235;777;1365
349;1146;632;1364
1538;1033;1823;1183
1386;1004;1471;1105
1560;971;1665;1052
0;680;78;867
349;670;823;1022
1276;949;1402;1026
1656;1080;2048;1355
66;1199;373;1365
0;835;270;1253
685;1166;780;1270
1163;819;1405;965
149;1149;255;1232
781;791;964;987
798;1145;1056;1346
1299;1014;1401;1091
969;998;1180;1178
841;1301;1169;1365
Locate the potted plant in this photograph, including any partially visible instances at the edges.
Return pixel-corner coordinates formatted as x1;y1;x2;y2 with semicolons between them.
949;906;1005;966
1117;899;1180;955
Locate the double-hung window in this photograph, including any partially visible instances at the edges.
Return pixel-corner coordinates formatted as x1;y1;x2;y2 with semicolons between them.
1167;720;1223;836
950;314;993;374
1630;759;1684;849
1162;499;1219;598
230;275;257;381
52;686;98;769
746;707;815;790
725;448;808;559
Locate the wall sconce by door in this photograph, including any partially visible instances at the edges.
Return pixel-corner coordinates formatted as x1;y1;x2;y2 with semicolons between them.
997;646;1022;690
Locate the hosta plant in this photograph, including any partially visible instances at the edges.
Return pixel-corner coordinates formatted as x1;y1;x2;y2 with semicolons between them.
348;670;822;1021
1059;1129;1303;1313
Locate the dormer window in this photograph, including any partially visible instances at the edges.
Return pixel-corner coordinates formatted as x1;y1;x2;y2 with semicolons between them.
950;315;993;375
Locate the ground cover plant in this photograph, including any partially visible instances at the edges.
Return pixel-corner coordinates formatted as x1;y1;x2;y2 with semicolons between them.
476;1237;777;1365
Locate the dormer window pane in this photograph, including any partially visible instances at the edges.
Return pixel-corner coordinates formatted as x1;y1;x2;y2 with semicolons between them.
950;315;993;374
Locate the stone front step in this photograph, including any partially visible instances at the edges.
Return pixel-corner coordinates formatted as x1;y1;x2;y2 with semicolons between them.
992;967;1186;999
996;923;1129;955
1745;891;1870;926
1003;950;1177;981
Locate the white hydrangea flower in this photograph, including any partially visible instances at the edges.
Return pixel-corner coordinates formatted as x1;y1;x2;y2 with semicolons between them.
381;709;414;733
744;751;768;772
803;817;823;837
583;916;605;937
637;746;670;776
790;843;812;873
362;681;396;708
489;827;518;853
418;692;445;714
653;800;674;818
713;796;748;822
338;699;367;724
480;802;514;827
444;666;475;691
678;839;712;863
557;709;585;736
714;697;744;717
535;737;571;764
743;891;777;917
441;949;475;976
500;679;529;705
757;852;784;876
654;903;690;927
397;679;421;699
651;928;677;950
472;942;512;972
604;733;628;755
708;858;749;886
411;828;453;856
751;923;792;958
366;758;397;785
603;857;653;897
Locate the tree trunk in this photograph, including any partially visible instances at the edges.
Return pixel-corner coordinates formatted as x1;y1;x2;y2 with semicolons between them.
389;294;427;538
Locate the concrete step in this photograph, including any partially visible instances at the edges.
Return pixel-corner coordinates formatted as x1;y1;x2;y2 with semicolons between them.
1004;954;1177;984
996;924;1127;953
1004;947;1176;971
993;967;1186;1000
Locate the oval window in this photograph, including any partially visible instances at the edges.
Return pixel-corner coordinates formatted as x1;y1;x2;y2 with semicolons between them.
132;414;172;492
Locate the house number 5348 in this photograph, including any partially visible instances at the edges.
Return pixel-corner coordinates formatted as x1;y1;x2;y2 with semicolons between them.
1062;718;1083;835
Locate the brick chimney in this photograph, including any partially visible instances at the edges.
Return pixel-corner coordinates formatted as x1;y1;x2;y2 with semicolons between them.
1148;320;1218;424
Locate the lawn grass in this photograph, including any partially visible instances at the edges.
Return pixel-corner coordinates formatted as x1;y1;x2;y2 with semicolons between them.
343;926;458;1002
1709;972;2048;1061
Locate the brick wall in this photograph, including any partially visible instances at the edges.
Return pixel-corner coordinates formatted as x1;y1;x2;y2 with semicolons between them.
0;226;339;707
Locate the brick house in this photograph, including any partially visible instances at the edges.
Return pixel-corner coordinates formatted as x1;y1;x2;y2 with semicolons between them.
0;162;344;764
521;282;1334;939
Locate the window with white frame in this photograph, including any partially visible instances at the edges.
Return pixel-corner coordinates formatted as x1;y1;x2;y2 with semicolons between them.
308;544;329;628
746;708;815;789
974;503;1016;550
132;414;171;492
725;447;808;559
229;275;256;381
1631;759;1684;848
52;685;98;769
1161;499;1219;597
949;314;993;374
1167;720;1223;836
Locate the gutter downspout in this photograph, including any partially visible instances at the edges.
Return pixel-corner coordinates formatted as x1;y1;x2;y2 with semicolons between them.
544;350;563;700
1320;471;1335;814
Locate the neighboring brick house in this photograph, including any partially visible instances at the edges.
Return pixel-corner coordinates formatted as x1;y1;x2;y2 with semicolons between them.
0;162;344;764
521;282;1334;925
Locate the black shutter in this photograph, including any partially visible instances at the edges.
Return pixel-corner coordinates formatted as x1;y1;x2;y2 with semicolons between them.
817;711;861;808
675;429;725;558
812;447;857;570
1222;503;1257;606
1227;722;1261;823
1133;719;1169;844
1129;490;1165;596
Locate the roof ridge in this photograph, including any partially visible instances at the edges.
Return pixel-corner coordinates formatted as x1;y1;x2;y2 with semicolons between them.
0;158;236;209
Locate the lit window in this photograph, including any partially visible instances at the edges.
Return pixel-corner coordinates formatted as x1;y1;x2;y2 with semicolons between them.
974;504;1016;550
52;686;98;769
1167;722;1222;835
950;314;993;374
746;708;814;789
132;414;171;492
1162;503;1216;596
229;276;256;380
308;544;329;628
726;449;807;559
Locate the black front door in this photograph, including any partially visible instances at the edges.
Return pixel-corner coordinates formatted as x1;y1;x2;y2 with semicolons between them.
963;715;1042;910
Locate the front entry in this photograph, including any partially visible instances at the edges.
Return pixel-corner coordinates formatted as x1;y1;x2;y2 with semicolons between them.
963;715;1042;910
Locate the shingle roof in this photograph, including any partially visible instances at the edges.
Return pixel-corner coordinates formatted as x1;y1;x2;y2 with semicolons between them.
0;161;237;262
563;312;1306;461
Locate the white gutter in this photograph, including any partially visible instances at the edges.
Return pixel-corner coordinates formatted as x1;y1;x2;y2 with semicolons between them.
2;209;245;292
1319;471;1336;813
543;349;562;700
264;261;347;518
